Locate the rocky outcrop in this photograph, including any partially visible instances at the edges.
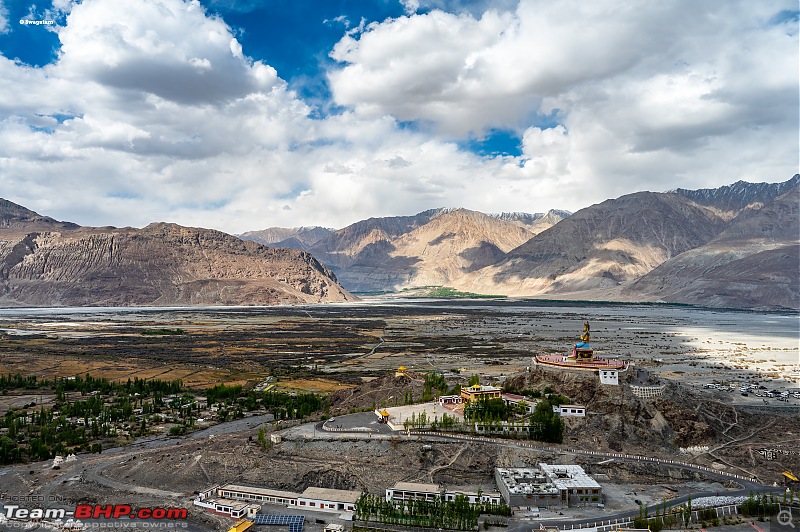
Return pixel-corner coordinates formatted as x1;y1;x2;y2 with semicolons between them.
0;202;353;307
505;369;718;453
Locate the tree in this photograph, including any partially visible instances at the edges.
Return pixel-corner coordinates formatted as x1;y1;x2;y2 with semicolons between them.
528;401;564;443
469;374;480;386
685;496;692;526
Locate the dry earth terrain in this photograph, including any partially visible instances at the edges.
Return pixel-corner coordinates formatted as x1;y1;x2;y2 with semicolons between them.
0;301;796;532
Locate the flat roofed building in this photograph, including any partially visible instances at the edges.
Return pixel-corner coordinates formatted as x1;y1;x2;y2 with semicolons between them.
438;395;463;405
444;490;502;505
460;384;502;403
552;404;586;417
217;484;300;507
202;484;362;513
386;482;443;502
495;465;601;508
297;487;361;512
599;369;619;385
539;463;602;505
201;497;259;519
495;467;562;508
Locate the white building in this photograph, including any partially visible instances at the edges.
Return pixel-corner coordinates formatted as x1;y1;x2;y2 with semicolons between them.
386;482;501;505
297;487;360;512
438;395;463;405
495;465;602;508
552;405;586;417
501;393;537;413
599;369;619;385
194;483;360;515
386;482;442;502
444;490;502;505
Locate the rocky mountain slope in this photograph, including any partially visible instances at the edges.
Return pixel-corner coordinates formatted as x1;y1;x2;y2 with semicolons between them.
0;201;353;307
454;192;727;295
308;208;568;292
236;176;796;308
241;208;569;293
503;367;799;476
622;183;799;309
447;176;798;308
671;174;800;220
0;199;78;231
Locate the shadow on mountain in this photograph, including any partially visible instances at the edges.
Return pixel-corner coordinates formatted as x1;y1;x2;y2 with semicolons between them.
459;241;506;272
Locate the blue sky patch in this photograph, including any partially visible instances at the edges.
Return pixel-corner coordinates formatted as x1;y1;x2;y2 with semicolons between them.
0;0;61;67
203;0;405;104
460;129;522;157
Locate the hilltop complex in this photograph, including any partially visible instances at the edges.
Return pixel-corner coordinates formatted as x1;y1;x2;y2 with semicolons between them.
534;322;626;372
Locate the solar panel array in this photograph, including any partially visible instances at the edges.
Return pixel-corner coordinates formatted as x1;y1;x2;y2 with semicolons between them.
251;514;305;532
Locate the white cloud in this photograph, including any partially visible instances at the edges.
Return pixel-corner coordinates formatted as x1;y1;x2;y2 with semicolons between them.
0;1;9;34
400;0;420;15
0;0;796;236
328;0;798;201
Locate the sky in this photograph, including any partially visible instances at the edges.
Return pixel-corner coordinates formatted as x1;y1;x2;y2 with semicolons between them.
0;0;797;233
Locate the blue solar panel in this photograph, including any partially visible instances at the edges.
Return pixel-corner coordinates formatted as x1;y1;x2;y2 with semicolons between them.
252;514;305;532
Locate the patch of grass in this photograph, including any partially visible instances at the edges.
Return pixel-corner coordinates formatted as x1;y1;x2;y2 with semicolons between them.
423;287;505;299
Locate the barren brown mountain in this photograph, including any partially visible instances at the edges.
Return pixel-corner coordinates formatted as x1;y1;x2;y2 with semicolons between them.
453;192;727;296
622;184;800;309
306;208;567;292
0;200;353;307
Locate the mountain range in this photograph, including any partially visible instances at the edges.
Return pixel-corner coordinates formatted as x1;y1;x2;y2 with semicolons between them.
1;174;796;309
241;209;570;292
242;175;799;309
0;201;352;307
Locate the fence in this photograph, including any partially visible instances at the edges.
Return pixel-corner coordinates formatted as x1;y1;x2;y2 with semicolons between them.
630;384;666;399
557;503;740;531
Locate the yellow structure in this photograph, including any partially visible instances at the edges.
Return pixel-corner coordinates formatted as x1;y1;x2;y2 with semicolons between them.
228;519;253;532
395;366;408;377
460;384;502;403
568;321;594;361
580;321;591;343
782;470;799;482
379;409;390;423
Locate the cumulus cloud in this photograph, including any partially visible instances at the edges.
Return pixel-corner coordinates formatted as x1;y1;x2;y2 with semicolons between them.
0;0;796;235
56;0;281;104
328;0;798;200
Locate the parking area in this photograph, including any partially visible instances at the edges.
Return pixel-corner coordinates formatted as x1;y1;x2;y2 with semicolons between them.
320;411;396;434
